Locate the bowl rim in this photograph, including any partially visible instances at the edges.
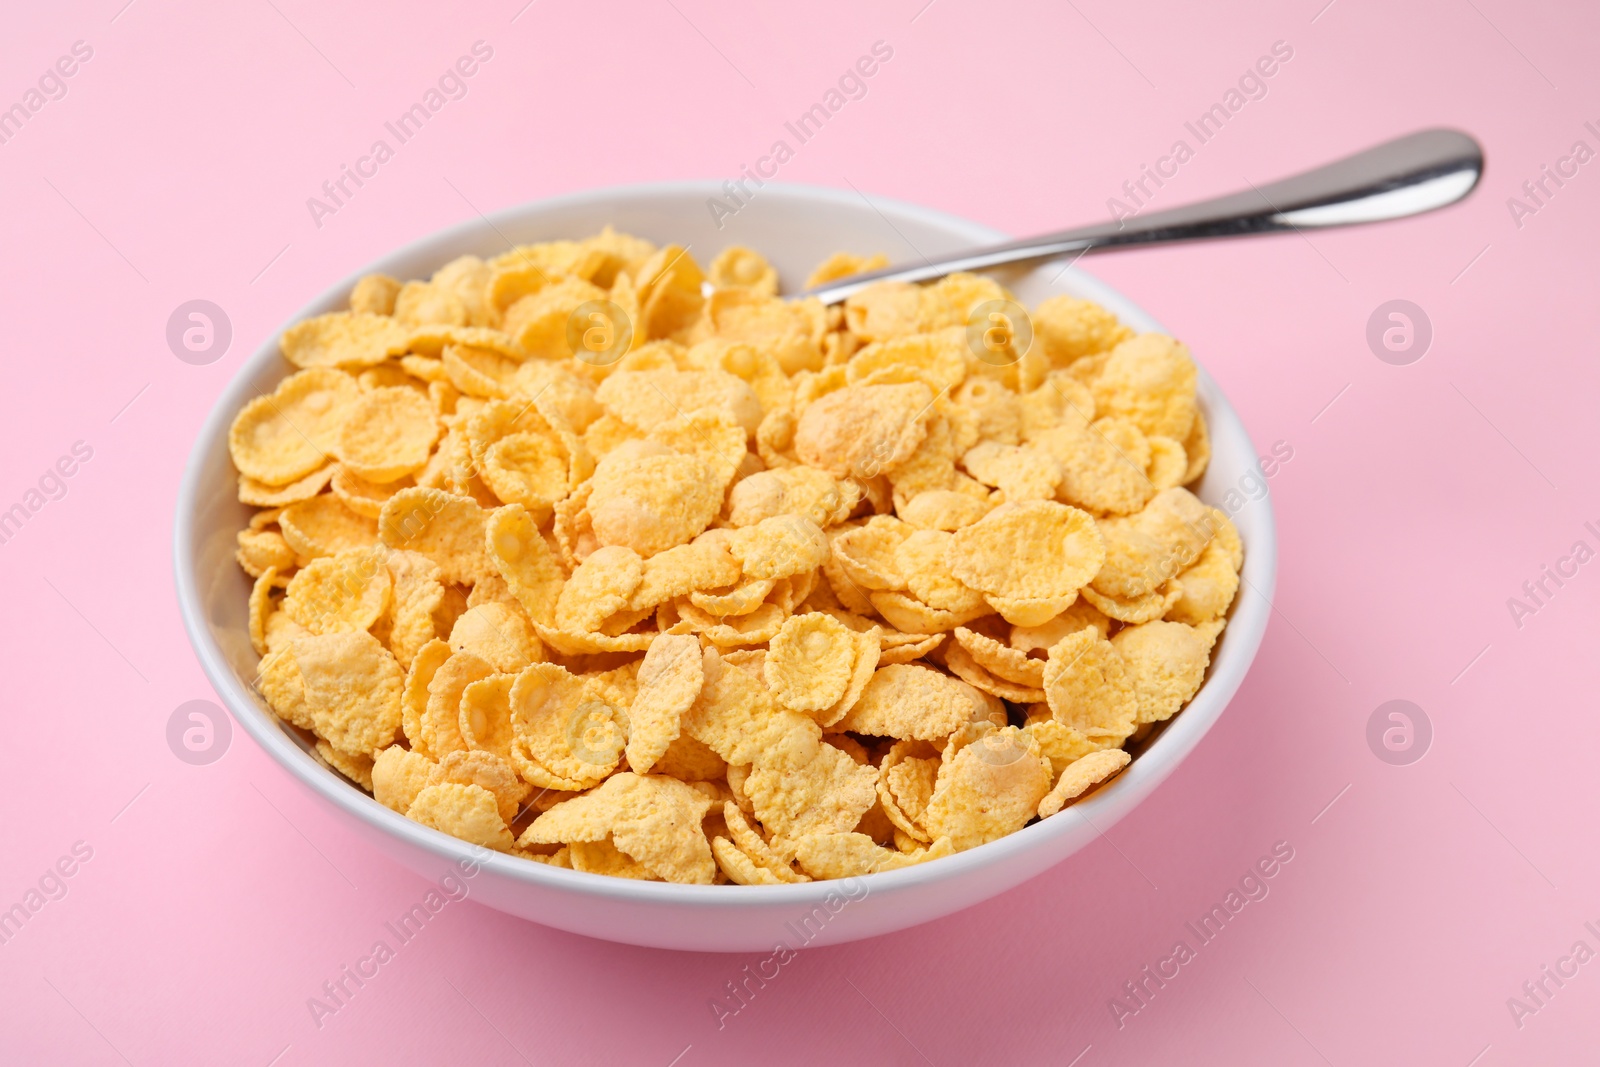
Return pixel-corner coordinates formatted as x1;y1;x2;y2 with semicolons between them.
174;178;1278;907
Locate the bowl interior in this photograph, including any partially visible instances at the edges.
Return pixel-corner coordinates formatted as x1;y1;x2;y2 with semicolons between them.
176;181;1277;915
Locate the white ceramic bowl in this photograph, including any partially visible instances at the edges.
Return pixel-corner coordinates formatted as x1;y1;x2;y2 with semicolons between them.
175;182;1277;952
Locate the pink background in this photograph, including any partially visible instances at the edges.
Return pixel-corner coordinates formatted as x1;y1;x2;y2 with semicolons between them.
3;0;1596;1062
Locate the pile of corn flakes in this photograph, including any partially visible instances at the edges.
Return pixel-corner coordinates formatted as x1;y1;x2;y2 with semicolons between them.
231;228;1241;885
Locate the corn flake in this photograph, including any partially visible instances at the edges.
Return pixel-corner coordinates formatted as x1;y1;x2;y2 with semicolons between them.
1038;749;1132;818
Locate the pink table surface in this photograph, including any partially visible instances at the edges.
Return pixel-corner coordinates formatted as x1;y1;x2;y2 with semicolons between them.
3;0;1596;1063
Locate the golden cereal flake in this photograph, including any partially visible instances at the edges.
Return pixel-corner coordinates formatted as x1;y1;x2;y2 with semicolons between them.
715;803;803;881
320;742;379;793
378;487;492;585
248;566;283;656
330;465;410;519
1032;295;1133;366
501;277;608;358
1113;619;1221;724
281;312;412;370
229;368;362;485
1091;487;1216;600
706;289;824;375
509;662;625;784
867;590;986;634
587;448;723;558
893;529;988;616
793;382;934;479
428;748;529;824
829;517;910;592
519;772;715;885
372;745;436;813
448;603;540;673
836;664;974;740
1032;416;1155;516
960;442;1061;502
293;630;405;758
953;626;1045;687
350;274;402;316
382;550;446;669
629;537;743;613
1023;718;1112;779
689;577;775;617
707;245;779;296
1078;582;1181;625
568;838;661;879
712;837;786;885
1146;435;1189;492
423;651;493;758
1019;373;1095;440
239;463;335;507
844;281;924;342
652;732;728;782
948;500;1104;601
765;612;856;714
634;245;705;341
744;739;879;847
1042;628;1139;743
875;630;945;665
878;741;940;842
727;514;829;580
257;638;313;730
625;634;704;774
406;783;514;851
794;832;954;879
941;641;1045;703
337;386;440;484
1038;749;1132;818
1167;518;1242;624
236;528;297;578
282;549;392;635
279;496;378;560
1010;602;1112;655
400;638;451;754
594;369;761;435
675;600;786;647
682;647;819;765
1091;334;1198;442
726;466;858;528
1183;411;1211;484
456;673;518;759
896;489;991;531
847;332;966;392
394;280;467;328
805;251;889;289
920;727;1051;850
556;545;643;633
484;504;565;627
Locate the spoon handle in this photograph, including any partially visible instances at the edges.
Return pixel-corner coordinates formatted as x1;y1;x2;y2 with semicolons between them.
804;128;1484;305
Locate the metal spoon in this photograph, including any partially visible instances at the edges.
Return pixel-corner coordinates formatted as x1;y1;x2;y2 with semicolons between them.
803;128;1484;305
